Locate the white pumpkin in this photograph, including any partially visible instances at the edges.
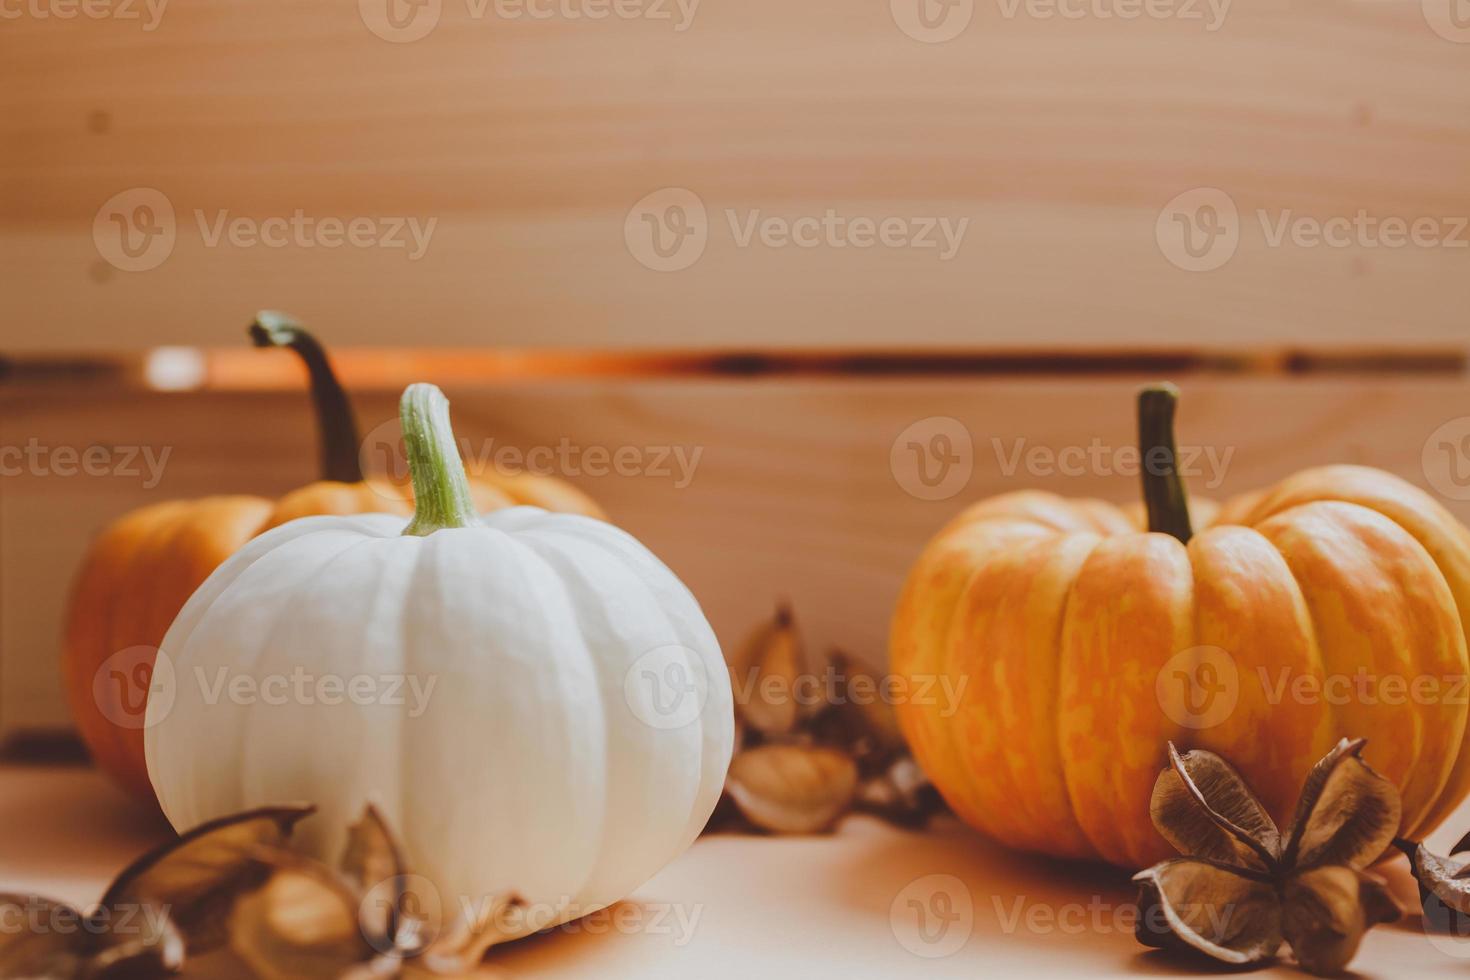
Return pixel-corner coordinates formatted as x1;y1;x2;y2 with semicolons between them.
145;383;734;942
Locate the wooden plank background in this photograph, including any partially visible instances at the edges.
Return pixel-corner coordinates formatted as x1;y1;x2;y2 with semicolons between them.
2;0;1469;351
7;373;1470;735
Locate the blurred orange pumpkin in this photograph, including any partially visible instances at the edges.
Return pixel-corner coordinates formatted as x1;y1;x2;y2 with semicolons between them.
891;383;1470;868
63;312;605;804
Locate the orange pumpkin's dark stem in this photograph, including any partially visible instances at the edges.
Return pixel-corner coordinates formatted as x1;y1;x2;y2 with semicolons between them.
249;311;365;485
1137;383;1193;545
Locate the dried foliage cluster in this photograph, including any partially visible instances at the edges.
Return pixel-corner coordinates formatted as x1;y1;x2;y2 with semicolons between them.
0;805;521;979
705;603;944;835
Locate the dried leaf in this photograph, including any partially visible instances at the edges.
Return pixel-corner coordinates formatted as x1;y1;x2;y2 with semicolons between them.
853;757;945;828
1281;866;1402;977
417;894;524;976
729;603;808;736
1150;744;1280;871
340;806;410;950
81;917;185;980
1397;838;1470;935
726;744;858;834
228;849;374;980
1282;739;1400;871
100;805;316;956
827;650;907;762
1132;859;1282;965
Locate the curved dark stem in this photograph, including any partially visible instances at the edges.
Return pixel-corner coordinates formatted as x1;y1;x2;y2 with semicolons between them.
249;311;363;483
1137;383;1193;545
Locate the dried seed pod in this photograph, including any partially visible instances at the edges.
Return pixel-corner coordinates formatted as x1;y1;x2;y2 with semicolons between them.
100;805;317;957
728;602;810;736
726;744;858;834
228;849;374;980
1397;835;1470;936
1135;739;1405;977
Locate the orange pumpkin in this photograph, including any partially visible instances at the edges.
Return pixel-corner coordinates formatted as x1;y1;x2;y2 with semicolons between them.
891;384;1470;869
64;312;605;804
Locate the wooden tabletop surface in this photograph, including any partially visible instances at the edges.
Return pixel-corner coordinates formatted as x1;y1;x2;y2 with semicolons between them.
5;762;1470;978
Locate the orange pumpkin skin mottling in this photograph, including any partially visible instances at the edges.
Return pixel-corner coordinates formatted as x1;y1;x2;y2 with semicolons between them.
63;495;274;803
891;464;1470;869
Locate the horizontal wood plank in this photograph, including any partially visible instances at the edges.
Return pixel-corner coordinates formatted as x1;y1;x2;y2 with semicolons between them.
7;375;1470;733
2;1;1469;350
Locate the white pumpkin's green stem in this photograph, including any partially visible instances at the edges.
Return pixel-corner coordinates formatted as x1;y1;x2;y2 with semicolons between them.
400;383;482;536
1137;382;1193;545
249;310;364;485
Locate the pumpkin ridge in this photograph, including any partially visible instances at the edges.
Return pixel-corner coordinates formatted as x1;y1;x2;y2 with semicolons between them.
1257;501;1458;841
1036;532;1104;859
1058;532;1195;867
543;516;734;855
1189;524;1332;833
1269;472;1470;836
169;525;382;834
936;548;1033;847
891;520;1054;830
497;528;620;907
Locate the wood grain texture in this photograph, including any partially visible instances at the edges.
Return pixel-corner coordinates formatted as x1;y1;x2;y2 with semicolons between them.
2;1;1469;351
6;376;1470;735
